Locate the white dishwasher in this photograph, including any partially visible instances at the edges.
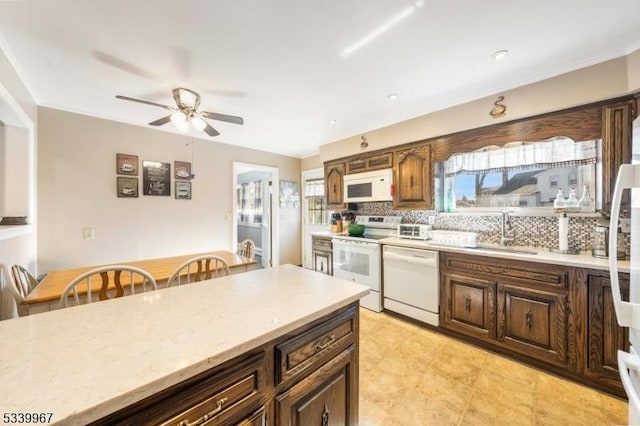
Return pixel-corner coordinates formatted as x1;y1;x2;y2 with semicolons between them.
383;245;439;326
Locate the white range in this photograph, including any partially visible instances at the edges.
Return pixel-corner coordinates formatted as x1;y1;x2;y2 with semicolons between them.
332;215;401;312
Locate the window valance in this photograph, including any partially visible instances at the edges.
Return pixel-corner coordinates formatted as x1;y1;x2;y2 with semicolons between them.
444;136;598;177
304;178;325;198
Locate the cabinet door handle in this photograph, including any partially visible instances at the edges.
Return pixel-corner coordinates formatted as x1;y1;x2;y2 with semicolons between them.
525;311;533;331
314;334;336;351
465;296;471;312
178;397;228;426
409;175;414;188
333;184;336;195
321;403;330;426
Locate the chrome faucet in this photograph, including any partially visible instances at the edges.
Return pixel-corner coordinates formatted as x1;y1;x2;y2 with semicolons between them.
500;211;515;246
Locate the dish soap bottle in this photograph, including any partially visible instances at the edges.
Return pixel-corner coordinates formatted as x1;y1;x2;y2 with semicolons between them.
553;189;566;213
446;187;456;212
566;188;579;213
578;185;595;212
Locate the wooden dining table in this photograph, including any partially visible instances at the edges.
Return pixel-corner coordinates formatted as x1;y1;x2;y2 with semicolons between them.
21;250;256;315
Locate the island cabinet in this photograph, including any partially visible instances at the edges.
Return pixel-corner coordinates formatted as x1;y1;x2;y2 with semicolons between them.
584;268;630;394
440;252;570;367
325;160;346;210
312;235;333;275
393;143;433;210
92;304;359;426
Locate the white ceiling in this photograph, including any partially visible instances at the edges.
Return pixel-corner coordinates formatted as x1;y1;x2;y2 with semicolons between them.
1;1;639;158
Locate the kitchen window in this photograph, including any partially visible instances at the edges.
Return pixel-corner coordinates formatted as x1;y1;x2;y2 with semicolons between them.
304;178;328;225
439;137;600;211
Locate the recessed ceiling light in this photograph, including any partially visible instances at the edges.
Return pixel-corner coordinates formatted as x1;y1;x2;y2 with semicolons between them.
491;50;509;61
387;93;399;101
329;119;336;125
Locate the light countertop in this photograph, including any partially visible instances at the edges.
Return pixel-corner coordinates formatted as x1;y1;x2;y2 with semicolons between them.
380;237;631;273
0;265;369;425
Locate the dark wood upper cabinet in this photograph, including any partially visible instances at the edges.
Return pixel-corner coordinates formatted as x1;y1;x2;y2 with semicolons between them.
345;152;393;174
393;143;433;210
324;160;346;211
602;99;636;209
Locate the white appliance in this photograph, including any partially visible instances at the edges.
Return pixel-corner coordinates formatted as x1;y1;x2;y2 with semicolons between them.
397;223;432;240
332;215;402;312
609;163;640;424
343;169;393;203
383;245;439;326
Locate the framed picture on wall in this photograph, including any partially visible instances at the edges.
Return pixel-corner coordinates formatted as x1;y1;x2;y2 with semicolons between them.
117;177;138;198
142;160;171;196
175;181;192;199
116;153;138;176
174;161;192;180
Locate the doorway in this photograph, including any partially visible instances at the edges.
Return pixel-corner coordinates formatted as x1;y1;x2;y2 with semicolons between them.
301;168;328;269
232;162;279;268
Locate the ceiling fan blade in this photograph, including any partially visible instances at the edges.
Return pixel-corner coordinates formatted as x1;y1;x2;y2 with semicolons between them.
200;111;244;125
93;51;161;82
148;115;173;126
116;95;175;110
203;122;220;137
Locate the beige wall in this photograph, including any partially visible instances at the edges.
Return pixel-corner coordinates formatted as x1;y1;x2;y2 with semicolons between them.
628;48;640;92
37;107;301;272
320;57;632;162
0;47;37;320
301;154;322;171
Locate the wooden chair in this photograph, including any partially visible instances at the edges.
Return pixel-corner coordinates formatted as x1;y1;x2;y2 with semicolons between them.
10;264;39;299
60;265;157;308
166;255;229;287
236;239;256;260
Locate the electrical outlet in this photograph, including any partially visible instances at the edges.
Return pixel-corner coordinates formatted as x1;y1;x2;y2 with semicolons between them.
82;227;94;240
225;212;232;222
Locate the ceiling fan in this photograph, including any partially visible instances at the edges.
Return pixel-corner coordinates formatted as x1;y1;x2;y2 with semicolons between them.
115;87;243;137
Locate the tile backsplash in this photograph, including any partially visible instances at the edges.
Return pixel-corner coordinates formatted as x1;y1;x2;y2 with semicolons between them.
355;202;600;252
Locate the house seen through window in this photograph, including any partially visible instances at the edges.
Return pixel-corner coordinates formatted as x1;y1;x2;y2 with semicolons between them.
439;137;599;210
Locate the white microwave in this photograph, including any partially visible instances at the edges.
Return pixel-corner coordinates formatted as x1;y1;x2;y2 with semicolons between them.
343;169;393;203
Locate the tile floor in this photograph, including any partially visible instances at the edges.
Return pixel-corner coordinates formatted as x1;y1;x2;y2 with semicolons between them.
358;308;628;426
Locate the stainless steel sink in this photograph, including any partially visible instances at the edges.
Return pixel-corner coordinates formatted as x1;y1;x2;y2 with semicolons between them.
471;245;538;255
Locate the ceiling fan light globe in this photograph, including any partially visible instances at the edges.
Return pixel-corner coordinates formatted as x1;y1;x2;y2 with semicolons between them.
176;120;190;132
170;111;187;124
191;116;207;131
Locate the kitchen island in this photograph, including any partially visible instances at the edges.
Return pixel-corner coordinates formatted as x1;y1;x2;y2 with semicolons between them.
0;264;368;425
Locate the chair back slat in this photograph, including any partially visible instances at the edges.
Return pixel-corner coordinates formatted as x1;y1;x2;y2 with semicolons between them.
9;265;39;299
167;255;229;287
236;239;256;260
60;265;157;308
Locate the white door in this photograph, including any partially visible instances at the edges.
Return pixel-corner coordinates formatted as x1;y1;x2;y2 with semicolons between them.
233;162;280;268
302;168;328;269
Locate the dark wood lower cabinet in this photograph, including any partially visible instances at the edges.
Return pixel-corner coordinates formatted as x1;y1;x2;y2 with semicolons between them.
440;251;632;397
92;304;359;426
312;235;333;276
586;271;630;393
442;273;496;339
276;347;356;426
497;284;567;366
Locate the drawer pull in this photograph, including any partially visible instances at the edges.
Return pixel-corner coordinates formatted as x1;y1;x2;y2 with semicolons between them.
525;311;533;331
178;397;228;426
314;334;336;351
465;296;471;312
